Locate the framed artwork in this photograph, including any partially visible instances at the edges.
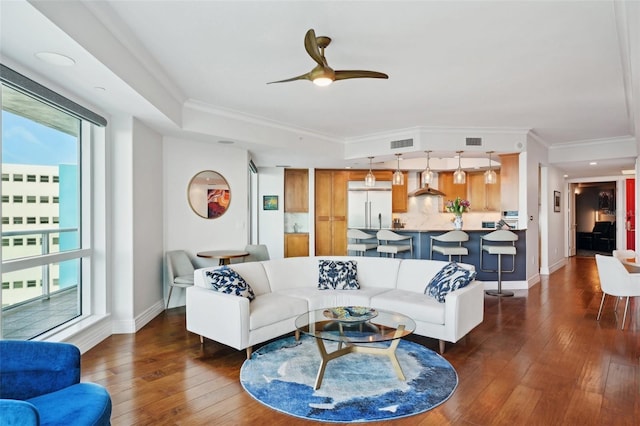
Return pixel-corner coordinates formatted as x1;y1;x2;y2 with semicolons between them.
263;195;279;210
598;190;614;211
554;191;561;213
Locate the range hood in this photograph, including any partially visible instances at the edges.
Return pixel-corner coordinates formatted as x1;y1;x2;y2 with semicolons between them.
408;185;446;197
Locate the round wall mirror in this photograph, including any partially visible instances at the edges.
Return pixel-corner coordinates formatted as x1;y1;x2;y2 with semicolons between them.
187;170;231;219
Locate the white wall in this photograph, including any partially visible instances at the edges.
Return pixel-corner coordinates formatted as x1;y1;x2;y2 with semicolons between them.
110;115;135;330
110;117;165;332
132;119;164;317
163;137;250;307
545;164;567;274
257;167;285;259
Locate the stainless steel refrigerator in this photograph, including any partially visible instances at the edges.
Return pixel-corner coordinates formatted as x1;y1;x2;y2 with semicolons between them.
347;181;393;229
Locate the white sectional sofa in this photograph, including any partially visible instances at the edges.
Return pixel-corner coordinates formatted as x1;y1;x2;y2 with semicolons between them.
186;256;484;358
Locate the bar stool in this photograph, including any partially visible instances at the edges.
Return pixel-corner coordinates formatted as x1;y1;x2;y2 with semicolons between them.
480;230;518;297
376;229;413;258
347;229;377;256
430;230;469;262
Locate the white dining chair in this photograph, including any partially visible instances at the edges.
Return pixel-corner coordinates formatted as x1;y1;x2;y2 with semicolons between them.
595;254;640;330
166;250;195;308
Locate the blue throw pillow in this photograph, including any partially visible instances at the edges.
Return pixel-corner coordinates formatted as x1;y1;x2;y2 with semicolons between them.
425;262;476;303
318;260;360;290
206;266;255;301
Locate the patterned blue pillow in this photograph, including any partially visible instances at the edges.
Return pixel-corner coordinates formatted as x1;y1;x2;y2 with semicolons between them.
425;262;476;303
318;260;360;290
206;266;255;301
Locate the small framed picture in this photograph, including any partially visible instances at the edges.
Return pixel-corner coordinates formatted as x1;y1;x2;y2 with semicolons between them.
263;195;279;210
554;191;561;213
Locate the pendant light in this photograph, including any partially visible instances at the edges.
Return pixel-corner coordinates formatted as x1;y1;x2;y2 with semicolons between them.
453;151;466;184
421;150;434;186
364;156;376;187
392;153;404;186
484;151;497;184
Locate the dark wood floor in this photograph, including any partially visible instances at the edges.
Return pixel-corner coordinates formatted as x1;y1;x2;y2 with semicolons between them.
81;256;639;425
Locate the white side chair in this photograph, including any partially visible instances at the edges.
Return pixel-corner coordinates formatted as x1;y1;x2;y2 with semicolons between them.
430;230;469;262
244;244;270;262
347;229;377;256
595;254;640;329
376;229;413;258
166;250;195;309
480;230;518;297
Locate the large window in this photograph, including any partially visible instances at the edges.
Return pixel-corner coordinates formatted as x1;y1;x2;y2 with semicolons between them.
1;65;104;340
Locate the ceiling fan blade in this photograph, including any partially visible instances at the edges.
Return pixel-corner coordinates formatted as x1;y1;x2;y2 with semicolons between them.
304;29;326;67
334;70;389;81
267;72;312;84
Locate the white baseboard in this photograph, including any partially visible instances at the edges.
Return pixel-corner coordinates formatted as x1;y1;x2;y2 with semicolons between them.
112;299;165;334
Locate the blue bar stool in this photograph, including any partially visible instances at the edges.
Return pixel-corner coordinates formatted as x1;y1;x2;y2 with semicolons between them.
480;230;518;297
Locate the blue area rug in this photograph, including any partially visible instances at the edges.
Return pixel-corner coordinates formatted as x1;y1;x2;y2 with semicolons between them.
240;335;458;423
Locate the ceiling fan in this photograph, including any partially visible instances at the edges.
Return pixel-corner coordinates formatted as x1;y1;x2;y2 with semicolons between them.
267;29;389;86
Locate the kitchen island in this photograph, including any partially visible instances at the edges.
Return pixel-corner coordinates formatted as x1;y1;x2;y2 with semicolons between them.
348;227;527;282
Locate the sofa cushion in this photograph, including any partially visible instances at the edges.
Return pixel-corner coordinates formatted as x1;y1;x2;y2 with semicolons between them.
206;266;255;301
318;260;359;290
285;287;391;310
249;293;309;330
371;289;446;325
425;262;477;303
27;383;112;426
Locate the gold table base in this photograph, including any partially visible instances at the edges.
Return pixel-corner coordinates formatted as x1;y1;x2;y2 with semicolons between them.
312;324;406;390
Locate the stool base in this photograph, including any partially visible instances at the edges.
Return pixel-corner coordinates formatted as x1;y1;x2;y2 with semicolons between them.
485;289;514;297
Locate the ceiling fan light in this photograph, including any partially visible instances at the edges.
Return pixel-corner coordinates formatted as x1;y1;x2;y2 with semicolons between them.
313;77;333;86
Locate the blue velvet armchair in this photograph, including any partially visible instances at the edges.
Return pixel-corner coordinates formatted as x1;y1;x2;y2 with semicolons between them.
0;340;111;426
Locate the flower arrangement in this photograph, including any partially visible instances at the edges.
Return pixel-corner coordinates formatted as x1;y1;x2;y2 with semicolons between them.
446;197;470;216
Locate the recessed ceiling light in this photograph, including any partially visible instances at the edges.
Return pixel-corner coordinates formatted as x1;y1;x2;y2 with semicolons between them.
94;86;106;91
589;162;597;166
563;174;569;178
218;140;234;144
35;52;76;66
622;169;635;175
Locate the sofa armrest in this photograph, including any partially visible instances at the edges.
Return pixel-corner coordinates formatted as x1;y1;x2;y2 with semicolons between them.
0;341;80;400
186;286;251;351
443;280;484;342
0;399;39;425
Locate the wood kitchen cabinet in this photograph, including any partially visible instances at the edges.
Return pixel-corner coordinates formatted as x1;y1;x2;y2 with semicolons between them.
285;233;309;257
284;168;308;212
440;171;500;212
467;171;500;211
392;172;408;212
439;172;467;211
315;170;347;255
348;170;407;212
499;154;519;211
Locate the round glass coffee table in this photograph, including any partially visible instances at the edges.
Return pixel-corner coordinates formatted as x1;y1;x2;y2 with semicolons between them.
295;307;416;389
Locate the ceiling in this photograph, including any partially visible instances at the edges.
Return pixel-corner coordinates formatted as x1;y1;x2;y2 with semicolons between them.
1;1;638;178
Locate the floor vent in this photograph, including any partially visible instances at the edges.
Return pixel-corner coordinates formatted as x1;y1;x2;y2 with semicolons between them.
465;137;482;146
390;138;414;149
